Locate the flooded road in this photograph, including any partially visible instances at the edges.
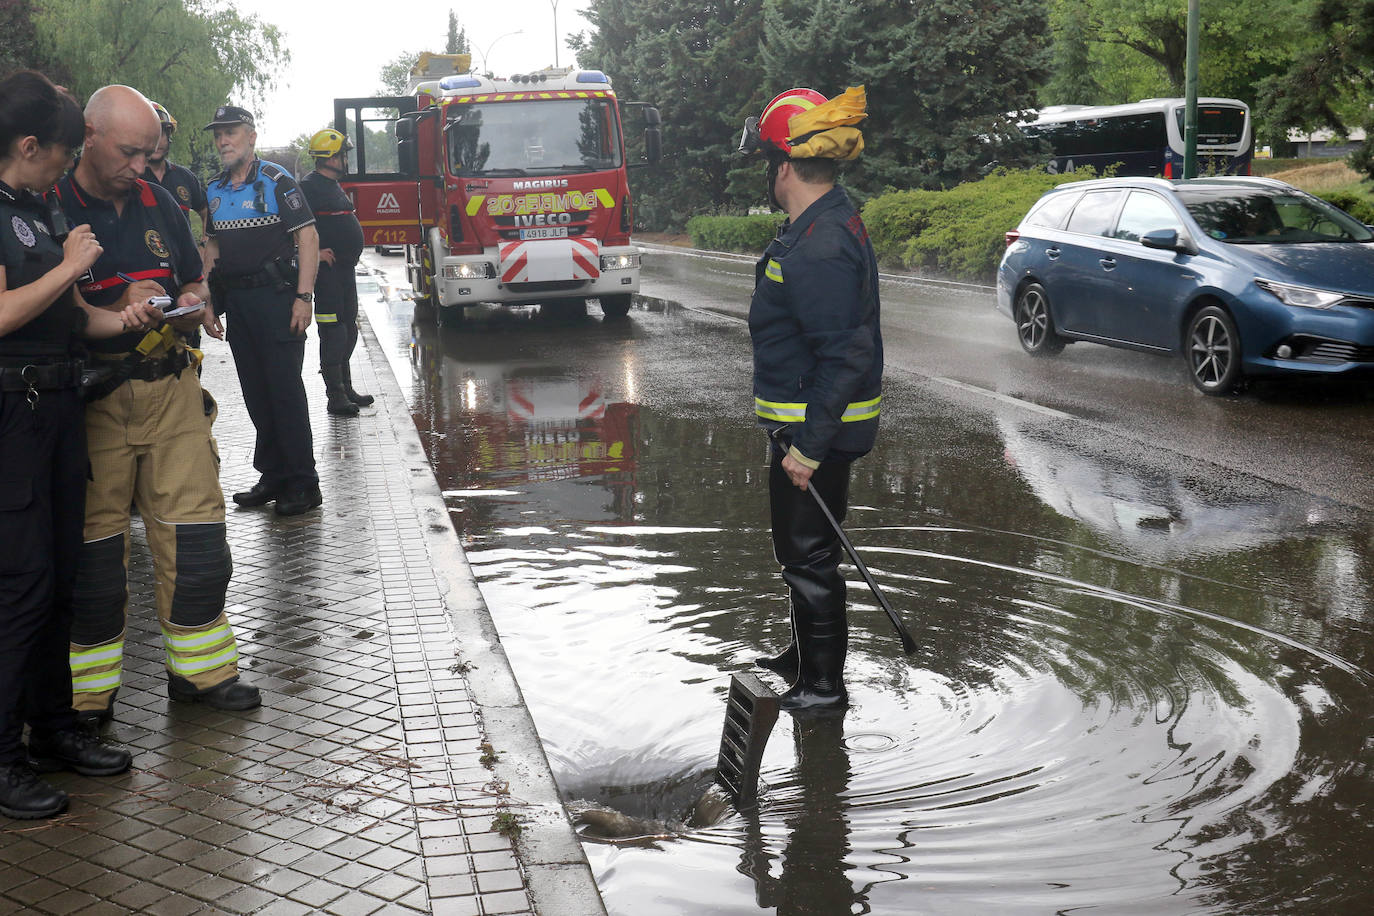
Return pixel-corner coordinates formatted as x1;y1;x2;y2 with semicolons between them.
361;260;1374;914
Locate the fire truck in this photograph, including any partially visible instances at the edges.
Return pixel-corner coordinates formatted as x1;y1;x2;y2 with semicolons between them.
334;53;661;324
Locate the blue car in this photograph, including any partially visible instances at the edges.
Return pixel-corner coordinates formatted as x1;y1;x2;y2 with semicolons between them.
997;176;1374;394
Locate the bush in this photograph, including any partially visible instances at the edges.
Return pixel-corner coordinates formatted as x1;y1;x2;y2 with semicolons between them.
1315;190;1374;225
686;213;785;253
862;168;1097;281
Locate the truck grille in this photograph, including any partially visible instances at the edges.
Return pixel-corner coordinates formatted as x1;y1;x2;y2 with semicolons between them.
506;280;588;293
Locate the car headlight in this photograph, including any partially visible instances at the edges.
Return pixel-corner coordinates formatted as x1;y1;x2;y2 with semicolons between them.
600;253;640;271
442;262;495;280
1254;278;1346;309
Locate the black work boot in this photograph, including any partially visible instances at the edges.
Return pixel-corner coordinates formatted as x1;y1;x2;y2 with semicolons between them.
323;366;360;416
0;763;68;819
75;687;119;733
232;480;279;507
28;729;132;777
168;674;262;711
780;632;848;712
274;485;323;517
341;362;374;406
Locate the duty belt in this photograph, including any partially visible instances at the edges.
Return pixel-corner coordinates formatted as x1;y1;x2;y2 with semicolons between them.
213;258;296;290
0;360;83;391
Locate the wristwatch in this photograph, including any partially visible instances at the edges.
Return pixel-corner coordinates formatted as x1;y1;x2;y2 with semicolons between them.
295;292;313;304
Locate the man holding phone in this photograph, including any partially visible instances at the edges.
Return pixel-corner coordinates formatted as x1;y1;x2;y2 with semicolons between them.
52;85;259;726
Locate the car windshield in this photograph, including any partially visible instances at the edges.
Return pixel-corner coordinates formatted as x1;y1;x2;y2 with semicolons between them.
445;98;622;176
1175;186;1374;244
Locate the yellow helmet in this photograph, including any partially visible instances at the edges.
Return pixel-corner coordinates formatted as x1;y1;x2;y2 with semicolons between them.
308;128;353;160
150;101;177;134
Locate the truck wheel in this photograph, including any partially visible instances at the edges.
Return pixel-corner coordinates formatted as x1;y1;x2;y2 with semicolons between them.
600;294;632;320
436;304;465;328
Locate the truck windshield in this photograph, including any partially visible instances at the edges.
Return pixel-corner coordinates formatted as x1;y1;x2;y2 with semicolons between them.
446;98;623;176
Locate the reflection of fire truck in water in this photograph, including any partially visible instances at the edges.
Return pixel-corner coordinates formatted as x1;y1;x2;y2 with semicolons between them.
336;53;661;325
409;323;639;522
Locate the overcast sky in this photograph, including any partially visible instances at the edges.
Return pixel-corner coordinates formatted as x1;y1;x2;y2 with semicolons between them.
231;1;593;145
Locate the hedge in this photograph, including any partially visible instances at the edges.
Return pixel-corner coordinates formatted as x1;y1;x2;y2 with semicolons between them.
686;213;784;253
1316;190;1374;225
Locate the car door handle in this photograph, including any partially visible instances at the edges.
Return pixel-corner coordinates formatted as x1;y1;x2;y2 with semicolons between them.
1045;247;1060;260
1099;257;1116;270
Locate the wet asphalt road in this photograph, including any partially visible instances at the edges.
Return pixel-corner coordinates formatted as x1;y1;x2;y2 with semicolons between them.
639;243;1374;512
359;249;1374;914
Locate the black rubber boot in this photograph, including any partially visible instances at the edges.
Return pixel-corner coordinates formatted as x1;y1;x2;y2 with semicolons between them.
323;366;359;416
341;362;374;406
0;763;68;820
756;642;798;680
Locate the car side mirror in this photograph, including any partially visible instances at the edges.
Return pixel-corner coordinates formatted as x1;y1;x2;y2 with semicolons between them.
1141;228;1195;255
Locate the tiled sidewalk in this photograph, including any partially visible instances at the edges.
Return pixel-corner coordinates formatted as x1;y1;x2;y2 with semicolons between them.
0;303;602;915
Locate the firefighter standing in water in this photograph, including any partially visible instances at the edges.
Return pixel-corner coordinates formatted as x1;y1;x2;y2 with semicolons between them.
55;86;260;723
739;87;882;711
300;128;372;416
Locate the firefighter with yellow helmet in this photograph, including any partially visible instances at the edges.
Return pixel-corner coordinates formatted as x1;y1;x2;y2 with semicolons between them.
300;127;371;416
739;86;883;711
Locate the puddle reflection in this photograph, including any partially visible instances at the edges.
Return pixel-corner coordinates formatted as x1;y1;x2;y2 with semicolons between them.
364;281;1374;914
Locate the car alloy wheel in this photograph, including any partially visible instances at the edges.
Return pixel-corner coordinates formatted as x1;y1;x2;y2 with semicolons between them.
1015;282;1064;356
1187;305;1242;394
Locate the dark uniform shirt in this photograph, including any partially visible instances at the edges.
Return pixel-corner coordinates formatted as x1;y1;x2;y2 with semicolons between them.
143;161;206;217
52;174;203;354
0;180;83;355
205;159;314;276
749;185;883;463
300;171;363;268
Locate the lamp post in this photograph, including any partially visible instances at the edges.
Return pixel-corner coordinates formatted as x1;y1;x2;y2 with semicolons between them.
551;0;560;68
478;29;524;76
1183;0;1200;178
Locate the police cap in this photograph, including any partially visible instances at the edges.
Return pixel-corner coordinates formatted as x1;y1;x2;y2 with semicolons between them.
203;105;255;130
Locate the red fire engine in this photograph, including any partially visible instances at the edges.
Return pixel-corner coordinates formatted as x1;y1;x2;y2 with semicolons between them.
335;54;661;325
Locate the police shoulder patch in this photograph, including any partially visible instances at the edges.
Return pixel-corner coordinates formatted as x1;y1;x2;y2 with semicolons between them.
285;189;303;211
209;196;221;213
10;215;35;247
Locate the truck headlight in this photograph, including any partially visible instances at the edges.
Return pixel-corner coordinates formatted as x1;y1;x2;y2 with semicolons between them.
600;253;640;271
1255;278;1346;310
442;262;495;280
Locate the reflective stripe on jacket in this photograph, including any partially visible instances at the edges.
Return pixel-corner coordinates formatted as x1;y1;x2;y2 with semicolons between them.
748;185;883;462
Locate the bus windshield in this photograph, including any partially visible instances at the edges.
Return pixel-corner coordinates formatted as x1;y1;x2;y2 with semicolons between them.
1173;106;1247;147
446;98;622;176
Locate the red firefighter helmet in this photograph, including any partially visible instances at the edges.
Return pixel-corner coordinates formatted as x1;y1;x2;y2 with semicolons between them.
738;87;827;156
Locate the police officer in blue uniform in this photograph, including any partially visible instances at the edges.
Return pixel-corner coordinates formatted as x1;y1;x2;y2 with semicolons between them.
739;87;882;711
301;128;371;416
201;105;322;516
0;71;155;819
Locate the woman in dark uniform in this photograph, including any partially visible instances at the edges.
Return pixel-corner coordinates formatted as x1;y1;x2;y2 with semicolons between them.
0;70;160;820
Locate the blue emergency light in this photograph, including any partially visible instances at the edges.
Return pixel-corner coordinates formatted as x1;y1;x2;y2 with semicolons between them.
576;70;610;84
440;75;484;90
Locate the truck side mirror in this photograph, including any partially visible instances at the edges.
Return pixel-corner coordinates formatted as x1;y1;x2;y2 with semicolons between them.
643;106;662;164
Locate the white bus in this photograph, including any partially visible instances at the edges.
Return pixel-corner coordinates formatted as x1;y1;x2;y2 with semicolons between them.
1019;97;1253;178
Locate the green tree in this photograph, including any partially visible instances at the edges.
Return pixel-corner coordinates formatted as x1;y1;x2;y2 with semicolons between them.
31;0;287;172
760;0;1051;193
446;9;469;54
1043;1;1103;106
1256;0;1374;173
569;0;768;229
378;49;425;94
